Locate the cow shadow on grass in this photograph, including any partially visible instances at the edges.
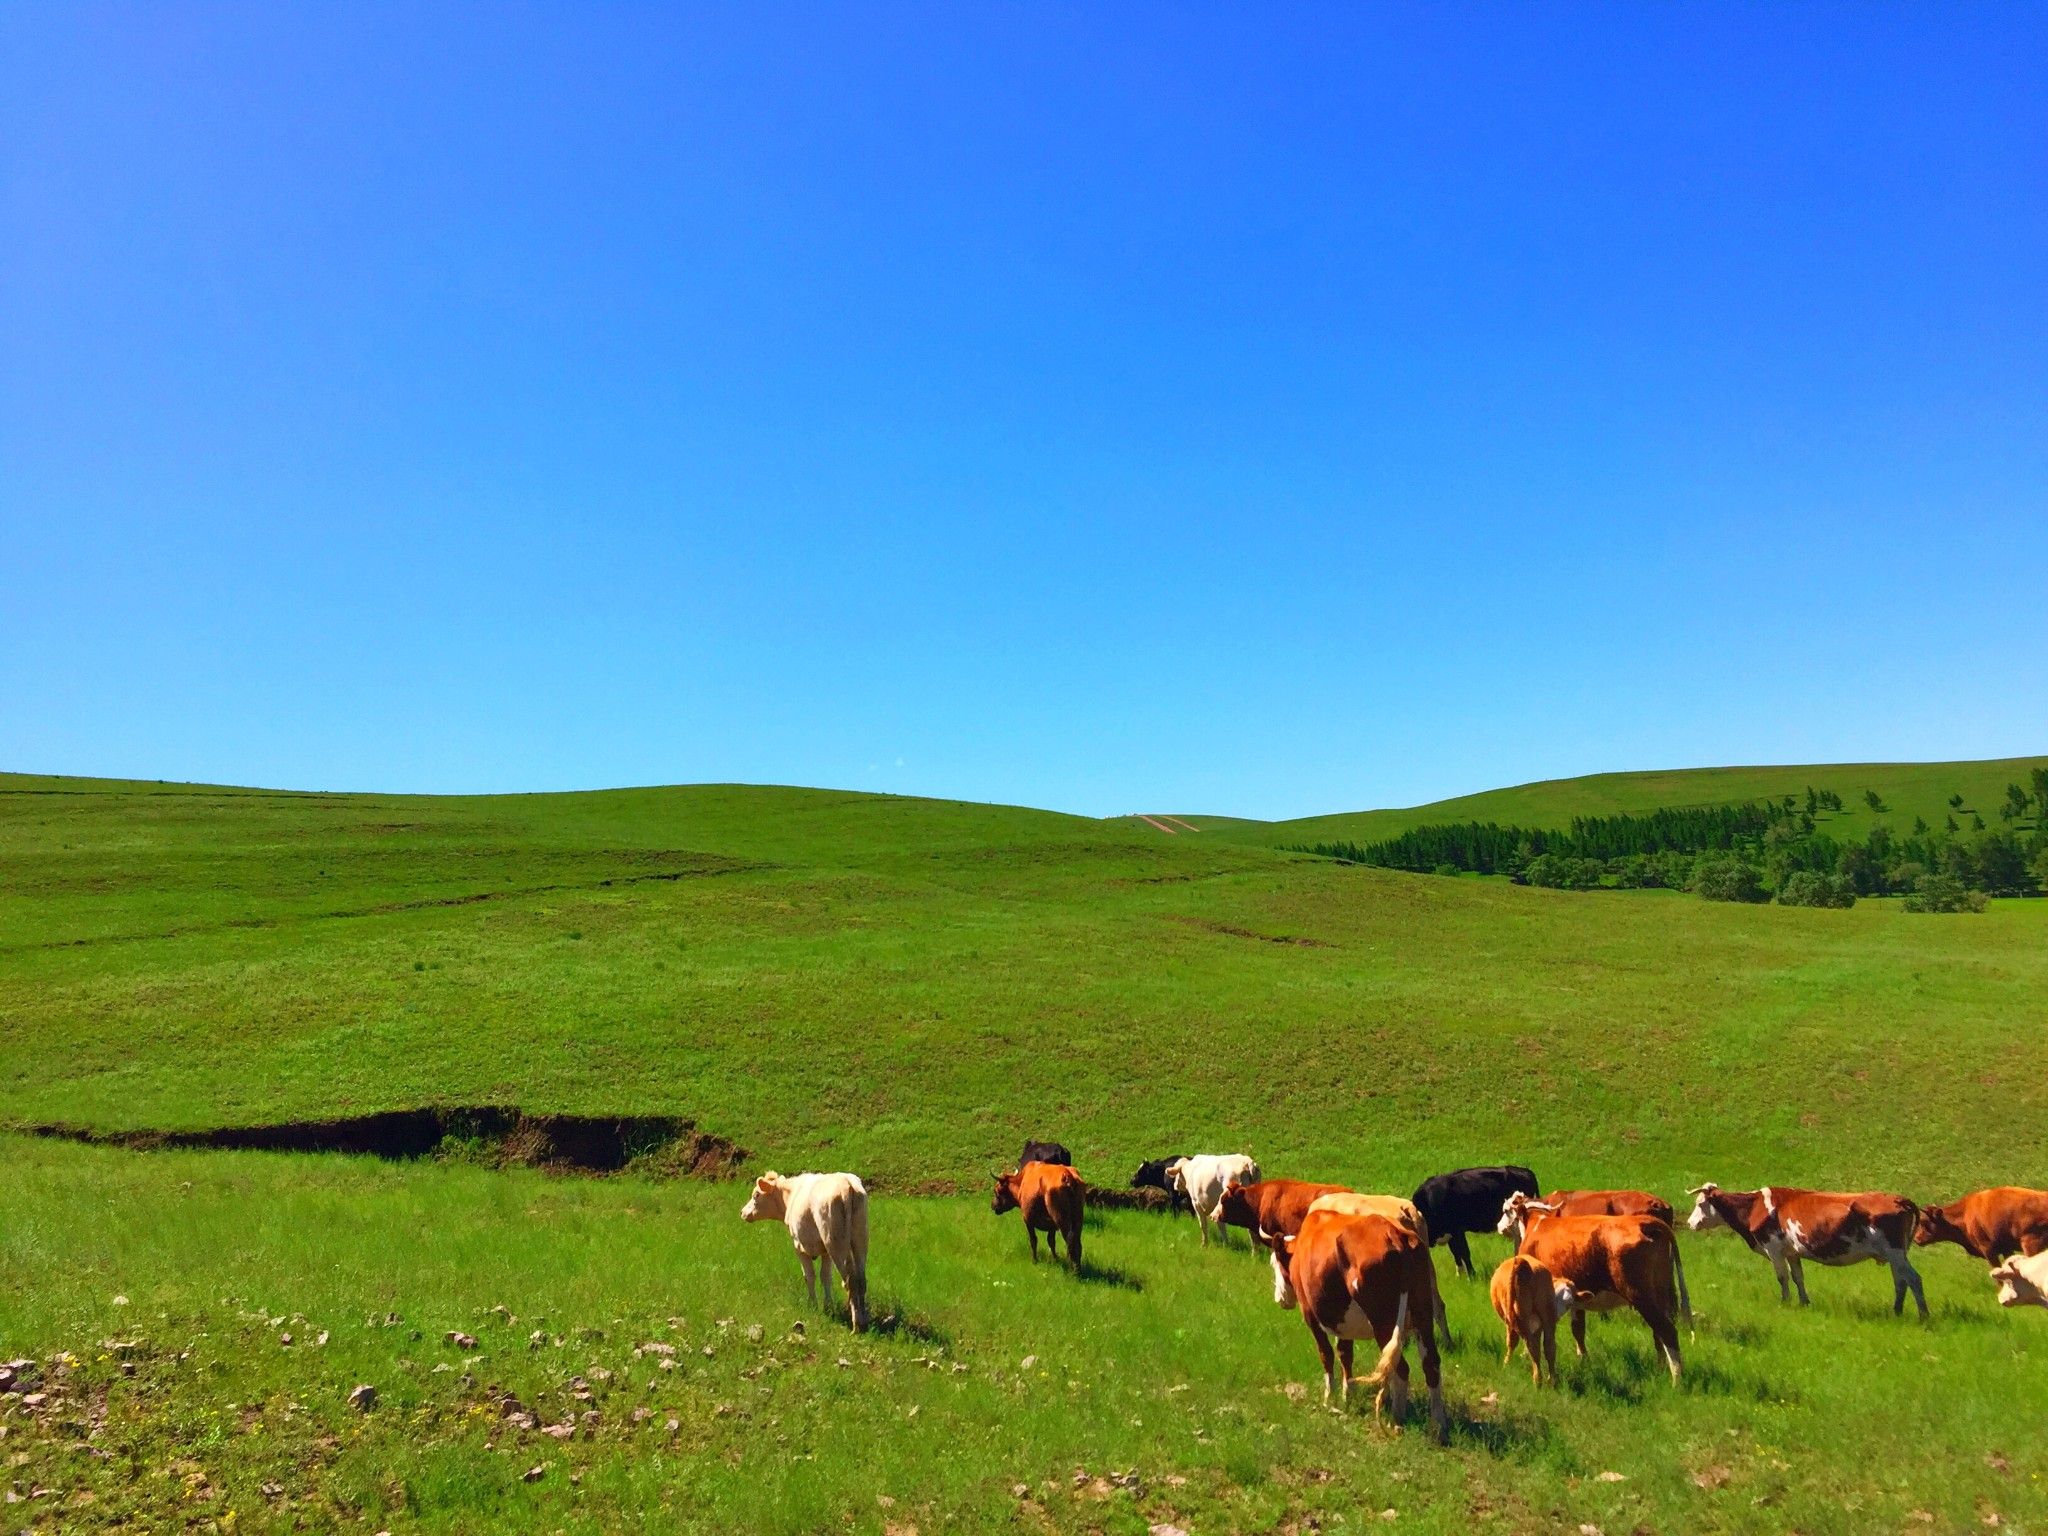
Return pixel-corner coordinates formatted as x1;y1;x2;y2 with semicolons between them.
1073;1260;1143;1291
1559;1340;1790;1407
1443;1400;1559;1459
863;1300;952;1347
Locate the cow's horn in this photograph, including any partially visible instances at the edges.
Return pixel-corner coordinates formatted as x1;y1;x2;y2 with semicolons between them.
1683;1184;1711;1196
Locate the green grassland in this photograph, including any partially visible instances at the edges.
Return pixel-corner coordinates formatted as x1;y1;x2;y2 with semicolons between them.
3;766;2046;1532
1174;755;2048;851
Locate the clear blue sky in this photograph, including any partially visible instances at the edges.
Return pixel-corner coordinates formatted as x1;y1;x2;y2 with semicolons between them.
4;6;2043;819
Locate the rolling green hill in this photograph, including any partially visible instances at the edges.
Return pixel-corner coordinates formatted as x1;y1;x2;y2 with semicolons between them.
1168;755;2048;851
3;766;2045;1533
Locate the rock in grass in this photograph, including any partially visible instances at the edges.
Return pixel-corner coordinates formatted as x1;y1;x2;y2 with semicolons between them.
445;1331;478;1350
346;1384;377;1412
522;1464;547;1483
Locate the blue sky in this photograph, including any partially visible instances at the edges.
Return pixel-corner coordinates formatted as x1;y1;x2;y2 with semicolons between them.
4;5;2043;819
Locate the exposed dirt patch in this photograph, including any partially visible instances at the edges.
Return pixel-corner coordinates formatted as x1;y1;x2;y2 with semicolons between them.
1084;1186;1173;1212
1167;916;1333;948
12;1107;748;1179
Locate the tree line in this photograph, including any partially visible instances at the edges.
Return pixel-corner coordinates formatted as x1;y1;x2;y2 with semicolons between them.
1290;771;2048;911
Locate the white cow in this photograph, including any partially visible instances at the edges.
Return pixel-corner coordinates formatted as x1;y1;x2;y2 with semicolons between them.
1990;1249;2048;1309
1167;1154;1261;1247
740;1171;870;1331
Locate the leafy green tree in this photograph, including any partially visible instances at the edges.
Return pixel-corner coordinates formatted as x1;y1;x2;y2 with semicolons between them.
1945;814;1960;835
1693;855;1768;903
2032;767;2048;819
1864;789;1888;814
1778;871;1856;909
2003;783;2030;822
1974;832;2030;895
1902;874;1987;914
1912;815;1929;836
1972;812;1986;831
1949;792;1965;810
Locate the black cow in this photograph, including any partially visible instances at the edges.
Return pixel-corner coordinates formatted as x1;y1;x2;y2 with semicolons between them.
1410;1164;1540;1277
1019;1138;1073;1169
1130;1156;1195;1216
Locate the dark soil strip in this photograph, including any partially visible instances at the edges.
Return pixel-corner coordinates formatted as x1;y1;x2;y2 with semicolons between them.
11;1106;748;1179
1;861;769;956
1168;916;1333;948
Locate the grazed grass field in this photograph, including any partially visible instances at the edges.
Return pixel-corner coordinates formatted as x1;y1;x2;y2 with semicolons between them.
2;768;2045;1531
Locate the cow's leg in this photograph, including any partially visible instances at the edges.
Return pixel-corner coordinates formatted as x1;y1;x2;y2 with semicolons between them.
1502;1322;1518;1367
818;1250;837;1314
1197;1205;1210;1247
1447;1230;1473;1278
1068;1220;1083;1271
1893;1249;1928;1317
800;1253;819;1310
1540;1319;1558;1386
1306;1318;1338;1403
1570;1307;1588;1358
1336;1338;1355;1401
1768;1249;1792;1302
1436;1292;1455;1351
1028;1225;1041;1263
1636;1302;1681;1384
1417;1290;1447;1441
1381;1348;1412;1425
1788;1255;1810;1305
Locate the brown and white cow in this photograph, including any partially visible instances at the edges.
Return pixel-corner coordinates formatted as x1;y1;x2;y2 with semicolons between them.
1509;1211;1685;1381
1216;1178;1350;1253
1686;1183;1926;1316
1275;1210;1448;1440
1307;1192;1452;1347
991;1161;1086;1270
1989;1249;2048;1309
1914;1187;2048;1263
1489;1253;1573;1386
1498;1191;1691;1325
1166;1154;1262;1247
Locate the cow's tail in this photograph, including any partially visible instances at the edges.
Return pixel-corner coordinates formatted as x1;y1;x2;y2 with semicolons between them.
1359;1292;1412;1391
1671;1236;1693;1330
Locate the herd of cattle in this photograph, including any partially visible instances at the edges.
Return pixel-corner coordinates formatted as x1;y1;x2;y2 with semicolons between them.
741;1144;2048;1443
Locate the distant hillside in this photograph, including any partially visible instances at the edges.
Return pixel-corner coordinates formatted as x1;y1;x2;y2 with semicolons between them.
1170;756;2048;849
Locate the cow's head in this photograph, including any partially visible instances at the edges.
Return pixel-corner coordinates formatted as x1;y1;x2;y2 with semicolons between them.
989;1171;1021;1215
741;1172;789;1223
1913;1203;1963;1248
1130;1159;1167;1191
1990;1258;2046;1309
1551;1279;1579;1319
1684;1184;1725;1233
1216;1180;1257;1231
1496;1191;1555;1241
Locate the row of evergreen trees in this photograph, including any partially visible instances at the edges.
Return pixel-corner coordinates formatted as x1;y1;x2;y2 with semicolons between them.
1291;776;2048;906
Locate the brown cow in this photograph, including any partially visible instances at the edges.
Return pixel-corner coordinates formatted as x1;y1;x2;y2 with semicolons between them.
1686;1183;1925;1316
1276;1210;1448;1440
1498;1191;1691;1325
1490;1253;1572;1386
991;1162;1086;1270
1541;1188;1675;1225
1215;1178;1350;1253
1307;1192;1452;1348
1914;1187;2048;1262
1513;1213;1685;1381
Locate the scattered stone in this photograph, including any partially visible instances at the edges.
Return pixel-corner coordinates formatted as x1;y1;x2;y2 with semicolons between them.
1020;1355;1038;1371
260;1482;283;1499
543;1423;574;1440
1578;1526;1601;1536
111;1295;129;1308
529;1330;547;1351
631;1406;652;1424
634;1341;676;1359
1691;1466;1732;1491
1987;1452;2011;1474
1151;1525;1190;1536
1381;1513;1398;1523
745;1324;764;1343
279;1333;293;1347
346;1384;377;1413
445;1331;478;1350
315;1331;329;1347
665;1418;680;1435
522;1464;547;1484
1011;1484;1030;1499
1596;1471;1627;1482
